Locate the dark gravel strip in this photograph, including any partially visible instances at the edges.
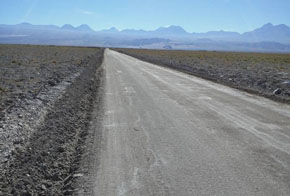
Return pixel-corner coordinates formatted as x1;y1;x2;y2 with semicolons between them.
0;49;104;196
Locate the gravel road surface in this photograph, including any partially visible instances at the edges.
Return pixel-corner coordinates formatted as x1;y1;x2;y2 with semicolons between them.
89;49;290;196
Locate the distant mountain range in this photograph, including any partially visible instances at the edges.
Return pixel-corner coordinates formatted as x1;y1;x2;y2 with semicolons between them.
1;22;290;52
61;24;94;32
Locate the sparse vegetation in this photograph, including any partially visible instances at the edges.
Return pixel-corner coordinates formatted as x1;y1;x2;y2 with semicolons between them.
0;85;4;91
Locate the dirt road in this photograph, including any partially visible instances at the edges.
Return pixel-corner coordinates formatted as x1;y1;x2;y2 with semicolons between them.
87;49;290;196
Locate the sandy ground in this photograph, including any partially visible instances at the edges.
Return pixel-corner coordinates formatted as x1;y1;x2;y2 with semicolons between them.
83;49;290;196
117;48;290;103
1;46;290;195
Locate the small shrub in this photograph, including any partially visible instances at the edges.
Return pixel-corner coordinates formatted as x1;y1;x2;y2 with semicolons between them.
0;85;5;92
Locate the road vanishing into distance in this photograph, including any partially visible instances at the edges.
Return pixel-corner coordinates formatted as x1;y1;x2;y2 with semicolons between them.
90;49;290;196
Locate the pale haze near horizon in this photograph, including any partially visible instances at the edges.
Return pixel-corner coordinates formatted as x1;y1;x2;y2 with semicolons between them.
0;0;290;33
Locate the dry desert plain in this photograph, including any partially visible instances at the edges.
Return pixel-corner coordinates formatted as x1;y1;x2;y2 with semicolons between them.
1;45;290;195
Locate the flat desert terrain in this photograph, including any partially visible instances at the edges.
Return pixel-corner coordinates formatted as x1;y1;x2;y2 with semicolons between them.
117;48;290;103
1;45;290;196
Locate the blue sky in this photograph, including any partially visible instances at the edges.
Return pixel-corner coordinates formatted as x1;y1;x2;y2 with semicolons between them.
0;0;289;33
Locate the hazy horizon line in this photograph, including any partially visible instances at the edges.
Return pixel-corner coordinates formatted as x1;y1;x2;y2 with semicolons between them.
1;21;288;34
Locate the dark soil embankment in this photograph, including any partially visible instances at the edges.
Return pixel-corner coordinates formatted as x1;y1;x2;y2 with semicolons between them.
116;48;290;104
0;45;101;164
0;45;104;195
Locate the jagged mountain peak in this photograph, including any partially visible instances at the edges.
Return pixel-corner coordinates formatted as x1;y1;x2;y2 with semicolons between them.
156;25;187;34
61;24;75;30
77;24;93;31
